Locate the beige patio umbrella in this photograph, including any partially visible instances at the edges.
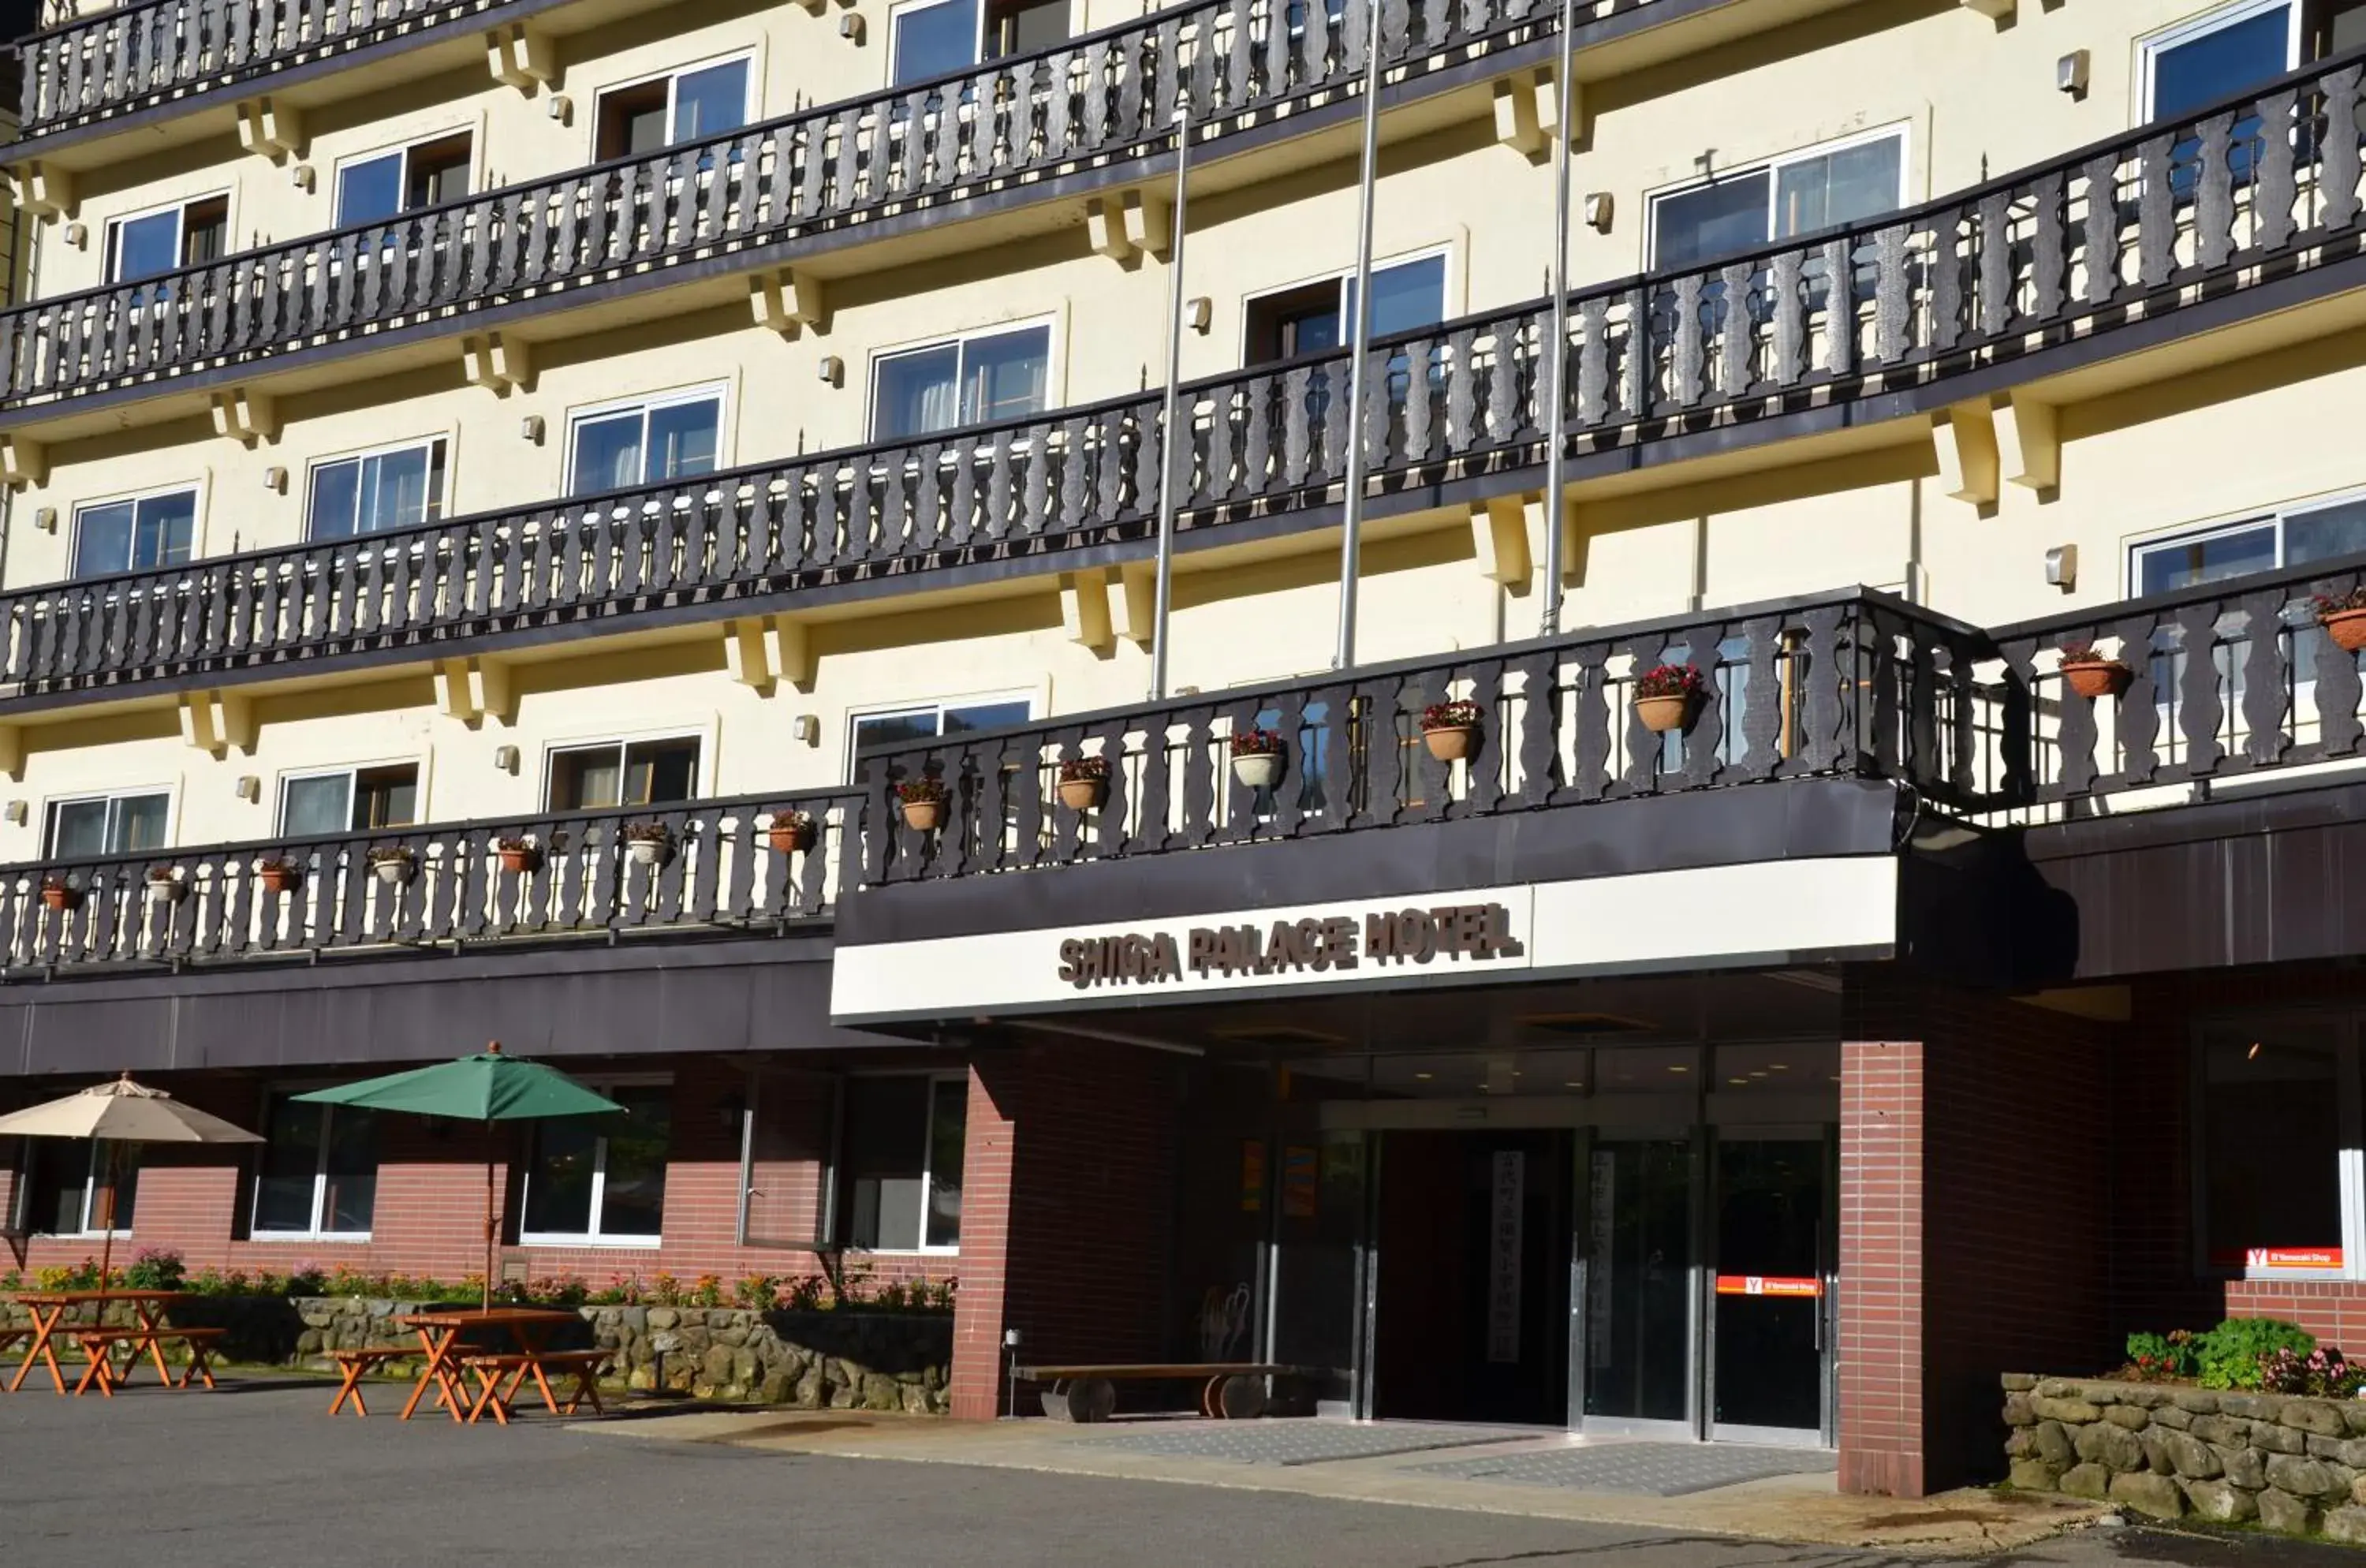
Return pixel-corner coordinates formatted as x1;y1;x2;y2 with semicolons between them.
0;1075;261;1288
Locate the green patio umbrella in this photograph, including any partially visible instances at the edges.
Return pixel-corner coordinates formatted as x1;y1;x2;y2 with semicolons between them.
297;1043;621;1309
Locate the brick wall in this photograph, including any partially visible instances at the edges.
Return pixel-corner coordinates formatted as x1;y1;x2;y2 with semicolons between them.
1838;1035;1923;1497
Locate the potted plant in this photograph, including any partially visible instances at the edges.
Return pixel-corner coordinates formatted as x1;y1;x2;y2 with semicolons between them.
2059;640;2133;700
1057;755;1110;811
39;874;79;912
366;844;416;887
896;775;950;832
766;810;817;854
144;865;185;906
1420;699;1483;763
2318;588;2366;653
1231;728;1286;790
494;836;543;874
622;821;674;867
256;857;300;894
1634;663;1705;734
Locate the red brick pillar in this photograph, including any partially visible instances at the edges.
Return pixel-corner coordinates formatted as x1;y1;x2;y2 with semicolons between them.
1839;1037;1924;1497
948;1059;1017;1420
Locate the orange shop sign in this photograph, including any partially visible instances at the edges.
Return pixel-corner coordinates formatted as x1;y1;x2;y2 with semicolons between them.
1714;1275;1823;1298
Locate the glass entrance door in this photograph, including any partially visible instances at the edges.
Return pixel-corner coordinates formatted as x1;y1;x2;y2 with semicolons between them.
1578;1136;1697;1436
1707;1133;1834;1444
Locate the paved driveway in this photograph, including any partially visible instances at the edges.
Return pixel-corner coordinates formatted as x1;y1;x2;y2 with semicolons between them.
0;1379;2353;1567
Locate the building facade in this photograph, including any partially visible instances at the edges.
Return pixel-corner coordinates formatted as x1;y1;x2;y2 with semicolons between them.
0;0;2364;1495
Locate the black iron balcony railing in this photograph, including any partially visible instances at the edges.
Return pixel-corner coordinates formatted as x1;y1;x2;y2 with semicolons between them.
0;0;1628;412
858;590;1996;883
0;785;856;974
10;52;2366;700
1991;547;2366;816
16;0;527;142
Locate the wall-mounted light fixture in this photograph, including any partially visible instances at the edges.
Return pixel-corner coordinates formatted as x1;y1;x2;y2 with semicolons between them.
818;355;845;386
520;414;546;444
1182;297;1211;334
716;1089;746;1131
263;466;288;493
1584;192;1614;233
62;221;87;248
32;506;56;533
838;12;864;42
2;801;25;827
291;163;316;191
792;714;820;745
2057;50;2090;98
234;776;261;803
493;744;521;773
2044;543;2078;592
547;93;573;123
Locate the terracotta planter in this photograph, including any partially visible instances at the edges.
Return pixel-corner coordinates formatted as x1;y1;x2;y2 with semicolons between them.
258;866;299;895
144;879;183;907
2324;608;2366;653
1422;725;1478;763
1057;778;1108;812
39;884;77;912
371;859;414;887
767;822;817;854
627;838;670;868
1636;694;1692;734
498;846;543;874
1232;752;1285;790
901;798;947;832
2062;659;2132;700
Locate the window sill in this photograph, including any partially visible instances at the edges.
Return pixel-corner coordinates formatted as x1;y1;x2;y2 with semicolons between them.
248;1230;375;1245
519;1233;662;1249
841;1245;961;1258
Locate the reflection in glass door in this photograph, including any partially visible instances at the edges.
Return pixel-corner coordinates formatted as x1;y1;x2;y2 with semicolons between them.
1709;1134;1833;1444
1580;1137;1696;1435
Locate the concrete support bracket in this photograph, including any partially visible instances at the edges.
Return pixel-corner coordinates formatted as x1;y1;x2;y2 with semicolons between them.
0;434;47;487
9;162;75;219
435;657;515;724
1995;397;2060;491
750;267;828;335
0;723;21;781
1470;496;1532;586
1113;566;1157;648
233;97;305;159
178;690;257;756
1062;569;1117;652
487;22;558;92
209;387;279;444
1961;0;2013;18
461;333;532;392
1932;402;2000;506
1085;189;1170;263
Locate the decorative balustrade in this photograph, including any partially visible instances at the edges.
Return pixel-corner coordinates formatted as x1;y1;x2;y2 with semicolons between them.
17;0;528;140
0;786;856;973
1991;548;2366;816
0;0;1631;409
858;590;1998;883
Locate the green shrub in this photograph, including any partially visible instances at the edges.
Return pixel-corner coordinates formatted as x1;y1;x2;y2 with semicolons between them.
2195;1318;2315;1390
2125;1329;2197;1380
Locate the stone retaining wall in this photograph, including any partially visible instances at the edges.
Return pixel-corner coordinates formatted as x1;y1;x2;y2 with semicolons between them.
1;1296;951;1412
2003;1374;2366;1541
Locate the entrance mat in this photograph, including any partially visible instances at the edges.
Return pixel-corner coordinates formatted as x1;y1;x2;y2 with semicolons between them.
1409;1440;1836;1496
1083;1421;1543;1467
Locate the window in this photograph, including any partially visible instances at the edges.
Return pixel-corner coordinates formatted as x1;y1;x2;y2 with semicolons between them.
1648;130;1905;271
307;439;447;539
251;1094;379;1238
2196;1021;2349;1276
546;737;701;811
72;487;197;578
889;0;1069;86
595;58;750;159
1243;252;1449;366
278;765;420;837
105;195;228;286
2130;494;2366;595
44;791;170;859
849;694;1033;775
333;132;473;226
16;1139;136;1237
871;323;1052;439
567;389;724;496
521;1081;671;1244
839;1075;968;1251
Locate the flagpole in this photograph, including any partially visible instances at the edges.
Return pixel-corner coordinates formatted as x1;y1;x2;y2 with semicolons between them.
1539;0;1577;637
1332;0;1386;672
1148;103;1193;701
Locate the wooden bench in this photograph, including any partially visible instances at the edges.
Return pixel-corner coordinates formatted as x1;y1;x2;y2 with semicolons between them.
457;1348;610;1424
69;1325;226;1395
326;1347;415;1418
1012;1362;1318;1422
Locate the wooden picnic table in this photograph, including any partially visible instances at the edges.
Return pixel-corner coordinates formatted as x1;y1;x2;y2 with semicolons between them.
392;1307;590;1424
5;1290;222;1396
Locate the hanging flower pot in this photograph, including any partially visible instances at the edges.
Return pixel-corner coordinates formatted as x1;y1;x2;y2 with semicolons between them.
39;877;79;912
1056;755;1110;812
257;859;300;895
2316;592;2366;653
1420;699;1483;763
1230;729;1286;790
1633;663;1705;735
2059;643;2132;700
767;813;818;854
368;846;416;887
495;838;543;874
144;868;185;907
897;777;950;832
624;823;674;866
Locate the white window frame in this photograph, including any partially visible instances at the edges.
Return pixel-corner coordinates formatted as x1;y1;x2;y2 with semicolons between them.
518;1073;670;1248
274;760;424;836
2138;0;2301;118
41;786;177;859
866;315;1062;441
886;0;986;84
329;128;479;226
14;1140;135;1239
2125;486;2366;592
541;730;707;812
1642;124;1913;270
844;688;1039;781
592;50;757;155
562;381;733;495
69;482;203;580
103;189;233;285
304;435;451;542
1237;244;1458;361
248;1088;377;1242
841;1070;968;1256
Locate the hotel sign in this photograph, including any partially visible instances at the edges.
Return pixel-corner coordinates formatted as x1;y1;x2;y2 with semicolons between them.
1055;902;1525;991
